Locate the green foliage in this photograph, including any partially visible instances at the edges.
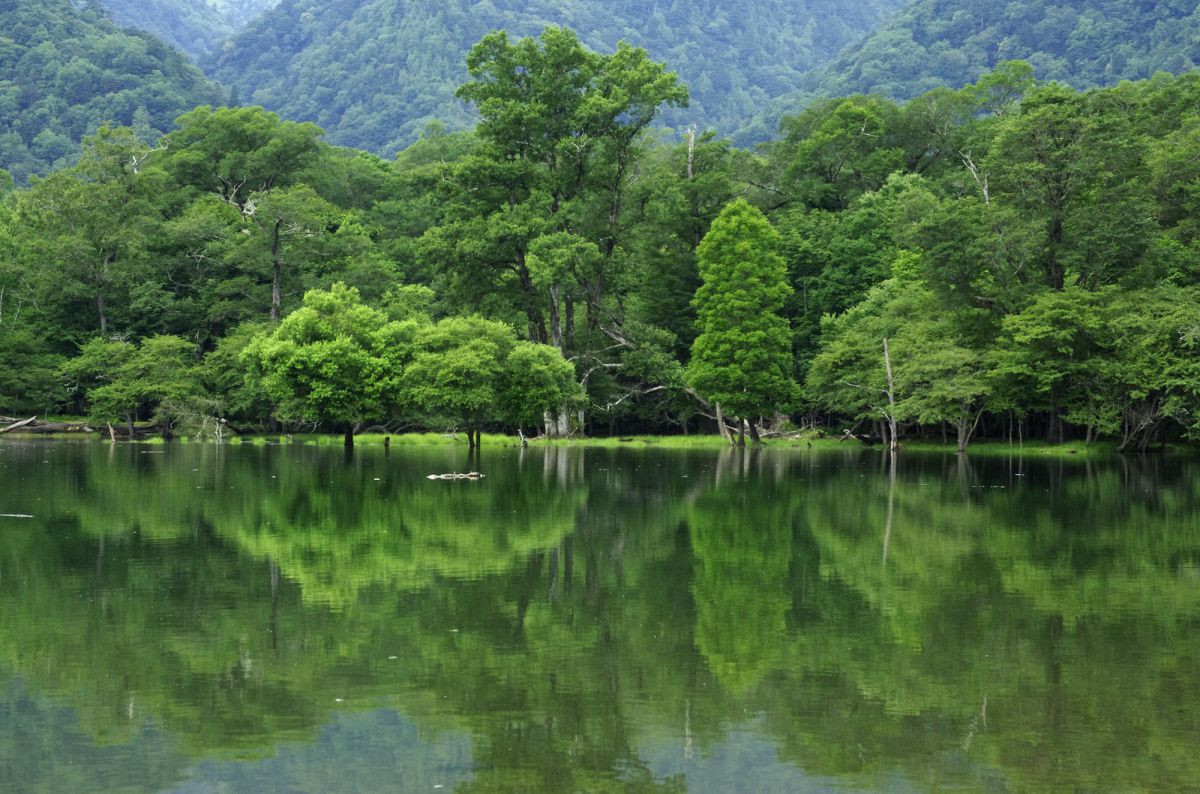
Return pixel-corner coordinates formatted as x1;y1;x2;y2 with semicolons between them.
814;0;1200;101
244;283;413;431
0;327;64;414
206;0;905;153
0;0;226;183
687;199;796;424
402;316;578;434
96;0;276;60
65;334;201;427
0;34;1197;446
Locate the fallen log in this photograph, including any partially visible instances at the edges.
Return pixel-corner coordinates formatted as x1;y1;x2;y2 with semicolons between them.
0;416;37;434
21;422;96;434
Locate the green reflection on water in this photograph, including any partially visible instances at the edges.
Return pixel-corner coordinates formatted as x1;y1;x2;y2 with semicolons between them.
0;441;1198;792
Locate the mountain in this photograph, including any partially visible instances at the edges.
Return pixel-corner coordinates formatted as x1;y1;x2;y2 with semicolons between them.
206;0;907;155
813;0;1200;100
96;0;279;60
0;0;228;182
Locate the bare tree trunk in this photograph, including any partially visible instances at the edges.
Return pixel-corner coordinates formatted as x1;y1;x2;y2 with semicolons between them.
549;284;562;350
714;401;732;446
956;412;982;454
883;338;898;451
564;296;575;352
749;418;761;444
97;294;108;334
270;218;283;323
686;126;696;180
343;425;354;448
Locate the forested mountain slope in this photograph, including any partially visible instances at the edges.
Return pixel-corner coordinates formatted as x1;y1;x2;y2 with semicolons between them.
95;0;279;60
206;0;905;154
814;0;1200;100
0;0;227;182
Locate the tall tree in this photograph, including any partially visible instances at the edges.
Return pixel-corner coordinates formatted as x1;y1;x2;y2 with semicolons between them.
423;27;687;435
687;199;796;444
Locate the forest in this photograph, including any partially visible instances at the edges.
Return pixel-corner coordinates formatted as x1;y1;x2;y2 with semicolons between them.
810;0;1200;101
204;0;904;153
1;27;1198;450
0;0;228;182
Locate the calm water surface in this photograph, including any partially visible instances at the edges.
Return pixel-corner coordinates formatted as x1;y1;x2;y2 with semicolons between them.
1;440;1198;792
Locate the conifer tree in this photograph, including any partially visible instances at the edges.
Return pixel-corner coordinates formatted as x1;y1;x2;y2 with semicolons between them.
687;199;796;444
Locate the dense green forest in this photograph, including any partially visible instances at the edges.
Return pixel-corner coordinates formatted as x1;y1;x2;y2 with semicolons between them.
205;0;904;152
95;0;279;60
2;26;1199;450
812;0;1200;100
0;0;227;182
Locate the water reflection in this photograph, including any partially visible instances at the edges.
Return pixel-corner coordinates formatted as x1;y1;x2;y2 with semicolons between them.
0;440;1198;791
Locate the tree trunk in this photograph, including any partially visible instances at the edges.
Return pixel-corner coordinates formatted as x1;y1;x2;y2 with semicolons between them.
714;402;732;445
271;218;283;323
564;296;575;352
549;283;562;350
1047;216;1065;291
749;418;761;444
1046;406;1063;444
737;419;746;447
0;416;37;434
97;294;108;334
956;420;970;454
556;404;570;438
343;425;354;448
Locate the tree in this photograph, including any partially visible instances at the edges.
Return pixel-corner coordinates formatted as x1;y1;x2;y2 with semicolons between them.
163;107;337;324
0;328;63;415
424;27;687;436
15;127;167;339
244;283;415;446
893;313;992;453
402;317;577;447
989;288;1110;443
66;335;202;435
687;199;796;444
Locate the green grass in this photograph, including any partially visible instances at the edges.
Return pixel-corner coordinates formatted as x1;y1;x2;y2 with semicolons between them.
899;439;1119;457
7;424;1193;457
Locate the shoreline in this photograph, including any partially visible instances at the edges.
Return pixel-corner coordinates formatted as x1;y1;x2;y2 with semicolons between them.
3;429;1191;457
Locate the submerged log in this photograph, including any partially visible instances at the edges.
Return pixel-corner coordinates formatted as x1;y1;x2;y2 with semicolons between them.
425;472;486;480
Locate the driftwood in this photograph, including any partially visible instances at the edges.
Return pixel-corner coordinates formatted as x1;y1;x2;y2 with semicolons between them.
0;416;96;435
0;416;37;434
21;421;97;434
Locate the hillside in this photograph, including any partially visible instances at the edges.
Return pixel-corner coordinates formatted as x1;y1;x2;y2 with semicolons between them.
814;0;1200;100
206;0;906;155
97;0;278;60
0;0;228;182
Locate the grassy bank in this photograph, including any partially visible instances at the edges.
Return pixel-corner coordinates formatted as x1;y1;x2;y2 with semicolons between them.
5;426;1191;457
221;432;1177;456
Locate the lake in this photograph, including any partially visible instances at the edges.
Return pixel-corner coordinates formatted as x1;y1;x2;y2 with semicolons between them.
0;440;1197;792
